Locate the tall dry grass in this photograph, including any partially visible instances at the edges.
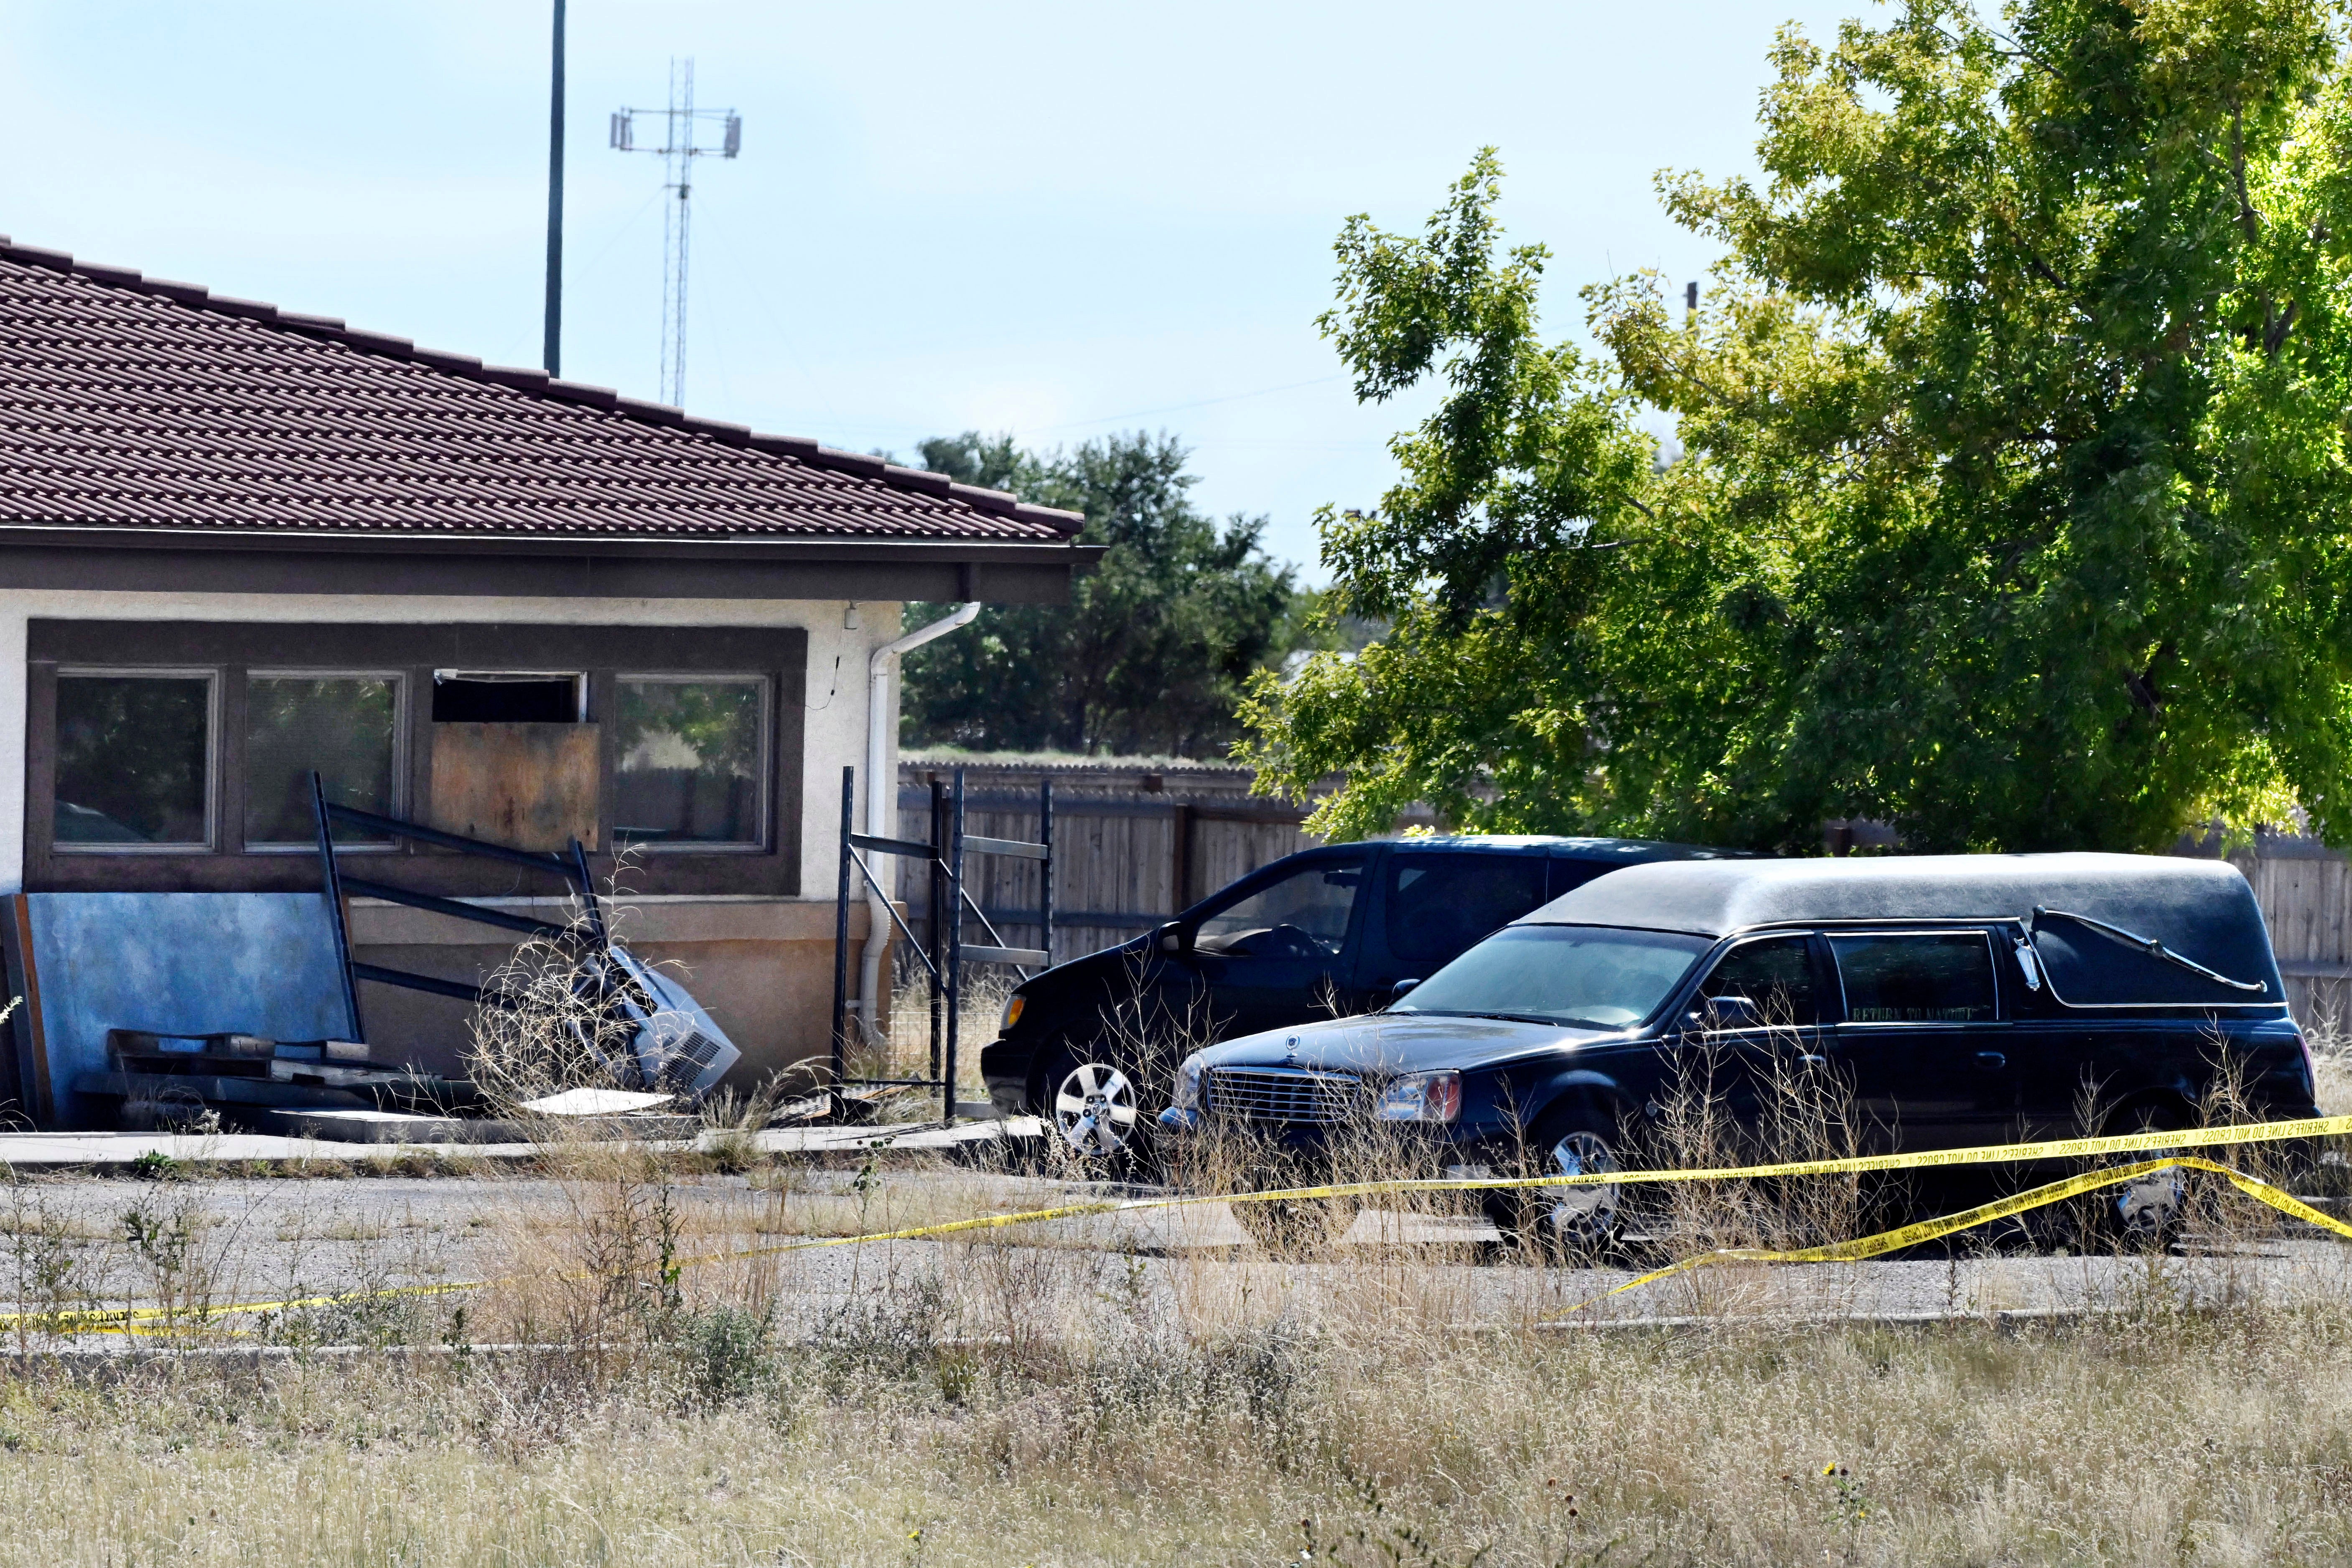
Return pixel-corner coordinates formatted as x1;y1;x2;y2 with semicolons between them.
0;1107;2342;1565
0;1222;2347;1564
0;967;2342;1561
820;954;1016;1121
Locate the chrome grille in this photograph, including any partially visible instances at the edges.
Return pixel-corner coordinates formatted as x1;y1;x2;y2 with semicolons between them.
1205;1067;1363;1125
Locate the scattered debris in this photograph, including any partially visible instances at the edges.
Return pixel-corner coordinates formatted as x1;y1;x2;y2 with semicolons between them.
519;1087;676;1117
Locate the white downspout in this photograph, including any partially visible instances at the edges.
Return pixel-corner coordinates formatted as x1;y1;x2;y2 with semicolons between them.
858;601;981;1041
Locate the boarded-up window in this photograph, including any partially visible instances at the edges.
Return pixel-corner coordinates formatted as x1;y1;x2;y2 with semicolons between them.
613;677;766;848
429;724;601;852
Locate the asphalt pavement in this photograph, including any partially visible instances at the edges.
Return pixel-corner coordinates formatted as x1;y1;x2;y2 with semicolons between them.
0;1154;2340;1342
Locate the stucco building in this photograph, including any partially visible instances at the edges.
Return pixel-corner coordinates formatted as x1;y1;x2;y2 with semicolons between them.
0;237;1097;1123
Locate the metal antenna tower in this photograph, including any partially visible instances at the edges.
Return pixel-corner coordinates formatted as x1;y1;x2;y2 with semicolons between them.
610;59;741;407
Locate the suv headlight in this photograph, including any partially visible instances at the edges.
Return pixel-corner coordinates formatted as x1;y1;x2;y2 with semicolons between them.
1377;1071;1461;1123
1171;1053;1207;1110
998;993;1026;1034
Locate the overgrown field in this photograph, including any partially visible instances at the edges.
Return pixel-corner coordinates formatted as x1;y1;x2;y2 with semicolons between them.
0;1275;2350;1565
0;1047;2334;1565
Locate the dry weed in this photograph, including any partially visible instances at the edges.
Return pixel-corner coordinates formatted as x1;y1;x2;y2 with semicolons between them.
0;960;2342;1560
0;1278;2343;1564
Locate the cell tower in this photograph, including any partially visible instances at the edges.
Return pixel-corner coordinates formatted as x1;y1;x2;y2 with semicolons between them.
610;60;742;408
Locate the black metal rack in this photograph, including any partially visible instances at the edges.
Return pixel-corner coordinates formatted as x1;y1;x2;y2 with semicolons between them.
829;764;1052;1123
310;771;607;1045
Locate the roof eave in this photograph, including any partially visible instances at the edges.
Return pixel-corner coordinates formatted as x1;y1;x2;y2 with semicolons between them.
0;524;1104;605
0;522;1104;566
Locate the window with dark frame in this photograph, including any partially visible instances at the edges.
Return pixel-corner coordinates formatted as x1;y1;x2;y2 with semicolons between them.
1830;932;1997;1023
53;671;214;851
1384;853;1548;964
27;622;805;893
611;676;769;849
244;673;402;849
44;666;776;859
1701;935;1819;1026
1194;855;1367;958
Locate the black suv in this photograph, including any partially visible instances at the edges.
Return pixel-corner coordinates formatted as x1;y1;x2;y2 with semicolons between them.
1156;853;2322;1247
980;835;1741;1154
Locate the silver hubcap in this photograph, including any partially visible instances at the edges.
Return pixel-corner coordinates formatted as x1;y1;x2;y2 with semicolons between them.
1053;1061;1139;1156
2116;1166;2186;1235
1543;1130;1621;1242
2113;1121;2187;1238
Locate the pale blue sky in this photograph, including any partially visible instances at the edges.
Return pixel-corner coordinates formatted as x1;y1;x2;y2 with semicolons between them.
0;1;1864;578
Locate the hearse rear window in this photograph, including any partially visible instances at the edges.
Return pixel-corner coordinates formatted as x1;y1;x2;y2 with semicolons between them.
1830;932;1996;1023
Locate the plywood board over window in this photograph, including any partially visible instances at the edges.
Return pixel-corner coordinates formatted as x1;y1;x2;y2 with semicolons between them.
428;723;601;852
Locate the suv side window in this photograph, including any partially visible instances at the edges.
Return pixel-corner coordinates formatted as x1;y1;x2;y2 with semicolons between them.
1547;858;1615;901
1385;853;1549;965
1701;936;1818;1025
1195;856;1367;958
1830;932;1997;1023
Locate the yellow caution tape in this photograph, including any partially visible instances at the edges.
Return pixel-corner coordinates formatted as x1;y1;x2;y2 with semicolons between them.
6;1281;481;1337
11;1113;2347;1336
1545;1155;2352;1316
1207;1110;2352;1201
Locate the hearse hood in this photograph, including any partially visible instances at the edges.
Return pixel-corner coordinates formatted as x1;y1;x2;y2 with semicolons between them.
1200;1011;1617;1076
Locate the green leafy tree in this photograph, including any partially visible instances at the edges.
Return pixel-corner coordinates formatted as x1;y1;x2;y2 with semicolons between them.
1244;0;2352;852
901;431;1300;756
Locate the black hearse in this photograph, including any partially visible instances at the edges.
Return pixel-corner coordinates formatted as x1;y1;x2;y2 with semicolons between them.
980;835;1745;1156
1156;854;2320;1248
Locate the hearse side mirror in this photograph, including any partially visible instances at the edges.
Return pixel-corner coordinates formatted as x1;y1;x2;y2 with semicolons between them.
1388;978;1421;1006
1154;921;1190;955
1694;993;1764;1030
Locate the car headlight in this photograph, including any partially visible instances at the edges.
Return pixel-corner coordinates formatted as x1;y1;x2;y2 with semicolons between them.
1377;1071;1461;1123
1171;1053;1207;1110
999;993;1025;1033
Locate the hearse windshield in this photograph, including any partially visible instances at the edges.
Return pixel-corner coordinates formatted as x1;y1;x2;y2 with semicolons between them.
1395;925;1712;1029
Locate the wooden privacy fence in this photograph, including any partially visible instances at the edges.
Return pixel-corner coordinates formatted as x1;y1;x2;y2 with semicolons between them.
896;756;1420;966
899;757;2352;1033
2219;832;2352;1031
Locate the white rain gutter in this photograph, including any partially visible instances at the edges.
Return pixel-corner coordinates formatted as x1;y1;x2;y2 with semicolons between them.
857;601;981;1039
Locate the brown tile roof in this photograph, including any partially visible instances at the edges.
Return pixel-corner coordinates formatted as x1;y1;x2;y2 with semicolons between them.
0;239;1086;545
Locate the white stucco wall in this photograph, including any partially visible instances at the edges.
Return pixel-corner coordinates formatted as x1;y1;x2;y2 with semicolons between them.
0;589;909;898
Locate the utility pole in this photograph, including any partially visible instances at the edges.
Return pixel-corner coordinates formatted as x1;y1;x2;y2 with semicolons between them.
543;0;566;376
611;60;741;408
